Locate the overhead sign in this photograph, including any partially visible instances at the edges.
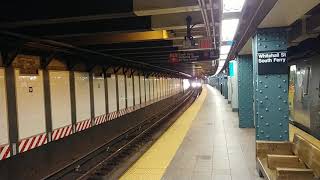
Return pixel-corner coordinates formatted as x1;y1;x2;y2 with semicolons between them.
257;51;288;75
169;50;219;63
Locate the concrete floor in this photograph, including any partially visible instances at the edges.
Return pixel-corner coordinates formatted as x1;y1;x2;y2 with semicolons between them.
162;85;262;180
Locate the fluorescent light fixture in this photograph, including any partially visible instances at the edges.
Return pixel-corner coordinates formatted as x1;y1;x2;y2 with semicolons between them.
215;59;226;75
221;19;239;41
220;45;231;54
223;0;246;13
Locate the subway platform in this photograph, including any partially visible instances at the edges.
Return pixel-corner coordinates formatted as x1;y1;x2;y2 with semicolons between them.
120;85;262;180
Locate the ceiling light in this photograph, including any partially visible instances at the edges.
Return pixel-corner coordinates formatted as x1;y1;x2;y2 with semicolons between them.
220;45;231;54
221;19;239;41
223;0;246;13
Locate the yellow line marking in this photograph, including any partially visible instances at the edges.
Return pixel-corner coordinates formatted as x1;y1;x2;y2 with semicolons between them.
120;86;208;180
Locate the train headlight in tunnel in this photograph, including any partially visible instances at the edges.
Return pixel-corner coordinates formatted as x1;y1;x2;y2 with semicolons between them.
183;79;190;90
191;82;202;88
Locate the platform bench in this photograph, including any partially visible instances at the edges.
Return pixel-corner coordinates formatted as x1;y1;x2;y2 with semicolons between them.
256;134;320;180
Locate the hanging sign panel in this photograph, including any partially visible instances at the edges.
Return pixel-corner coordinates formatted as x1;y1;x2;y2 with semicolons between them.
169;50;219;63
257;51;288;75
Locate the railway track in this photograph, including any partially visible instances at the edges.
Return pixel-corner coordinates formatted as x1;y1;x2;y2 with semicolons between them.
42;88;201;180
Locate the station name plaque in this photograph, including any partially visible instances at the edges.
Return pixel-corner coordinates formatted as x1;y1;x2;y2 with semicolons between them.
257;51;287;75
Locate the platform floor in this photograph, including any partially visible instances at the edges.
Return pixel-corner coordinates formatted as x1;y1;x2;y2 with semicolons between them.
121;85;261;180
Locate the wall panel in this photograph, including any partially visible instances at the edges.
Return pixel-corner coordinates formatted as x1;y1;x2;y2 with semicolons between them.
145;78;150;102
140;76;145;103
118;75;126;110
149;77;154;100
0;69;8;145
74;72;90;122
107;75;117;112
134;76;140;105
49;71;72;130
93;76;106;116
15;69;46;139
127;76;133;107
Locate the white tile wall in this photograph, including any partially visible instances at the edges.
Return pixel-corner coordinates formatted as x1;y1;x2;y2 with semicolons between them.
127;76;133;107
134;76;140;105
108;75;117;112
118;75;126;110
49;71;72;130
140;76;145;103
157;78;162;98
169;78;172;95
161;78;164;97
164;78;168;97
149;77;154;100
145;78;150;102
93;76;106;116
154;78;158;99
74;72;90;122
15;69;46;139
0;69;9;145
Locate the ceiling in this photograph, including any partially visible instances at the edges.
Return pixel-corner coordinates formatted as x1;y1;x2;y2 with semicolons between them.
231;0;320;61
0;0;223;78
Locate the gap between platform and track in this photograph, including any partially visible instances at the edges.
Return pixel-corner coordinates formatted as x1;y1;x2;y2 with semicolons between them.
120;86;208;180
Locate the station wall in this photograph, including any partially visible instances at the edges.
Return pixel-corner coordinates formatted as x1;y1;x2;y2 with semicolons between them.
49;71;72;130
15;69;46;140
108;75;117;112
145;78;150;102
134;76;140;105
74;72;90;122
0;69;8;145
118;75;126;110
93;76;106;116
0;57;184;159
140;76;145;103
149;77;154;100
126;76;133;107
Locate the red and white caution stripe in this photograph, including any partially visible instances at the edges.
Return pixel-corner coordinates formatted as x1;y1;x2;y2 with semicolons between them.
52;125;73;141
18;133;47;153
76;119;91;132
0;144;10;160
94;114;107;125
107;111;118;121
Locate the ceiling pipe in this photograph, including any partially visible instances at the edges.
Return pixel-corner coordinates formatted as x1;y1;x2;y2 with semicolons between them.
209;0;217;49
197;0;210;37
201;0;211;37
0;30;192;78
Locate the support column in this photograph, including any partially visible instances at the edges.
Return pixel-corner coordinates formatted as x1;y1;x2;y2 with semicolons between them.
115;74;120;111
104;72;109;114
252;28;288;141
124;74;128;108
138;75;141;104
144;76;147;103
43;69;53;141
69;71;77;133
237;55;254;128
5;66;19;155
132;75;135;106
89;72;95;125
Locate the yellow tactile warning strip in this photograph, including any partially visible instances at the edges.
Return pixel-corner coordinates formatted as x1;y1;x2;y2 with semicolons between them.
120;86;208;180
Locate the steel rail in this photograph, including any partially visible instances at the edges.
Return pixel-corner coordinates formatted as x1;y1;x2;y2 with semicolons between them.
42;90;194;180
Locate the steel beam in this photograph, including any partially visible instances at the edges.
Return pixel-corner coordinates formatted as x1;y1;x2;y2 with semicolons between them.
69;71;77;133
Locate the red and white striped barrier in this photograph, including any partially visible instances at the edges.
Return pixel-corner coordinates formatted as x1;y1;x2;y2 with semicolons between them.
76;119;91;132
107;111;118;121
18;133;47;153
94;114;107;125
52;125;73;141
0;144;10;160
